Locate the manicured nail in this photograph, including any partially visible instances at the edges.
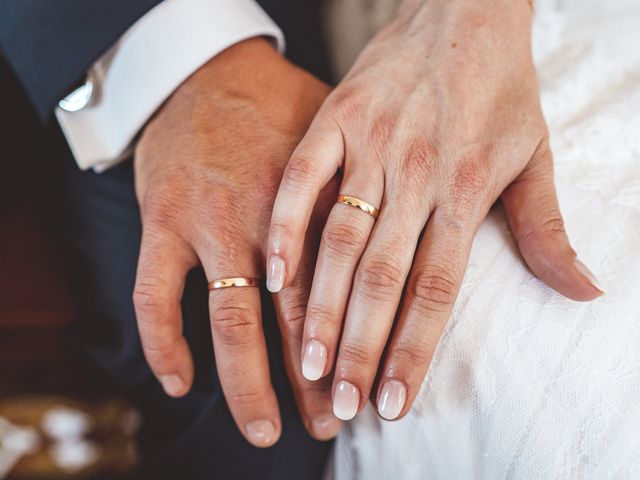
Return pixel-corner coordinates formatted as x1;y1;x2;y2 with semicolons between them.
159;374;185;397
266;255;285;293
333;381;359;421
575;259;605;295
311;414;342;440
302;339;327;381
245;420;277;447
377;380;406;420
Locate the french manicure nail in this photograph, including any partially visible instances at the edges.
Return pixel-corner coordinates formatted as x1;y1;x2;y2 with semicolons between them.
575;259;605;295
245;419;277;447
302;339;327;381
311;414;342;440
267;255;285;293
333;380;360;421
159;374;185;397
377;380;407;420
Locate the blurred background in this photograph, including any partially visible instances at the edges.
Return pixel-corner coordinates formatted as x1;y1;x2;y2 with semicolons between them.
0;59;139;480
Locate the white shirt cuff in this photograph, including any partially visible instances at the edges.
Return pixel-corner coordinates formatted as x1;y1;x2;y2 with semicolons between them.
55;0;284;172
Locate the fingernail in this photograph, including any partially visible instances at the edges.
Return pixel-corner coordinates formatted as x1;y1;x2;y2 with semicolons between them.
311;414;342;440
159;374;185;397
333;380;360;421
575;259;605;295
302;339;327;381
245;420;277;447
266;255;285;293
377;380;406;420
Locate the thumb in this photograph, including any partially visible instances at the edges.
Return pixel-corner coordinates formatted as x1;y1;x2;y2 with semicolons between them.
501;142;604;301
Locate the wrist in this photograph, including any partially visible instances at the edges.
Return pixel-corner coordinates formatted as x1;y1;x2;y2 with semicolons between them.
396;0;534;26
177;37;284;100
388;0;534;51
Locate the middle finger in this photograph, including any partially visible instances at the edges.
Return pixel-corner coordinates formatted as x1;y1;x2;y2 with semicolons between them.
331;199;427;420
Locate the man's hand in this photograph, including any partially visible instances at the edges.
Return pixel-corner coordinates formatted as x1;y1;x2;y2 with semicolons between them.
133;38;341;447
267;0;603;423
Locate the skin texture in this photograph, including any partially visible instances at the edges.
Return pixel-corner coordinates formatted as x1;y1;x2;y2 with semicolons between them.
267;0;604;423
133;38;341;447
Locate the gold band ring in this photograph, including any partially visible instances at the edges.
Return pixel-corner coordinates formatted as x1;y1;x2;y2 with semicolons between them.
208;277;260;291
336;194;380;219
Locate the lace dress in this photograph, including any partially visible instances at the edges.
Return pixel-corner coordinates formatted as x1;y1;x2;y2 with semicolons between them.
323;0;640;478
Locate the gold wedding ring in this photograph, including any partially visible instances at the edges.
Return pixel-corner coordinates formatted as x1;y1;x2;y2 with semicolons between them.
208;277;260;291
336;194;380;219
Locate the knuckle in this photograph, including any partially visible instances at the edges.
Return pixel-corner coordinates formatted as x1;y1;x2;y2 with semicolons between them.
226;389;266;408
329;88;360;120
283;153;319;192
141;186;184;225
322;222;366;258
269;220;298;242
519;216;566;244
400;140;438;182
389;342;432;370
339;342;375;367
306;303;341;328
279;303;307;338
133;278;173;311
540;216;566;234
359;256;405;298
411;269;458;314
211;305;259;347
369;113;397;163
141;338;175;366
449;154;494;203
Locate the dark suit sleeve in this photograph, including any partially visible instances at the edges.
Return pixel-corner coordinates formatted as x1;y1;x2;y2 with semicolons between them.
0;0;163;122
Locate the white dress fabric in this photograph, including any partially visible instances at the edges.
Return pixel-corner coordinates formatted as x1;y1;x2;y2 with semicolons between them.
326;1;640;478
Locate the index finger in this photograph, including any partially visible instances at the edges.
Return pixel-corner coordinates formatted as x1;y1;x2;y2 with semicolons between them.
266;115;344;293
133;228;197;397
273;213;342;440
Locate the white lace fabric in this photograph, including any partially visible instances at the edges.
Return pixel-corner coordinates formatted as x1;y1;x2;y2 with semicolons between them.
327;1;640;478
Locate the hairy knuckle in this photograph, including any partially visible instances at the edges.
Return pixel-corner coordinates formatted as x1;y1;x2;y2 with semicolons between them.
141;186;184;225
322;223;365;257
412;269;458;313
211;306;258;346
359;256;404;297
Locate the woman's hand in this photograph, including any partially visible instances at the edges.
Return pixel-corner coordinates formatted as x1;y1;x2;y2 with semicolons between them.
267;0;603;422
133;38;341;446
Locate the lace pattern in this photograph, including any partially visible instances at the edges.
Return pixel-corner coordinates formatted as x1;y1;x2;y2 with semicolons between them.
327;1;640;478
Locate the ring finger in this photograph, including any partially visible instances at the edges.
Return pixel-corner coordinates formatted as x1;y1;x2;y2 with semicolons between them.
331;196;429;420
301;166;384;383
202;253;281;448
375;208;477;420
